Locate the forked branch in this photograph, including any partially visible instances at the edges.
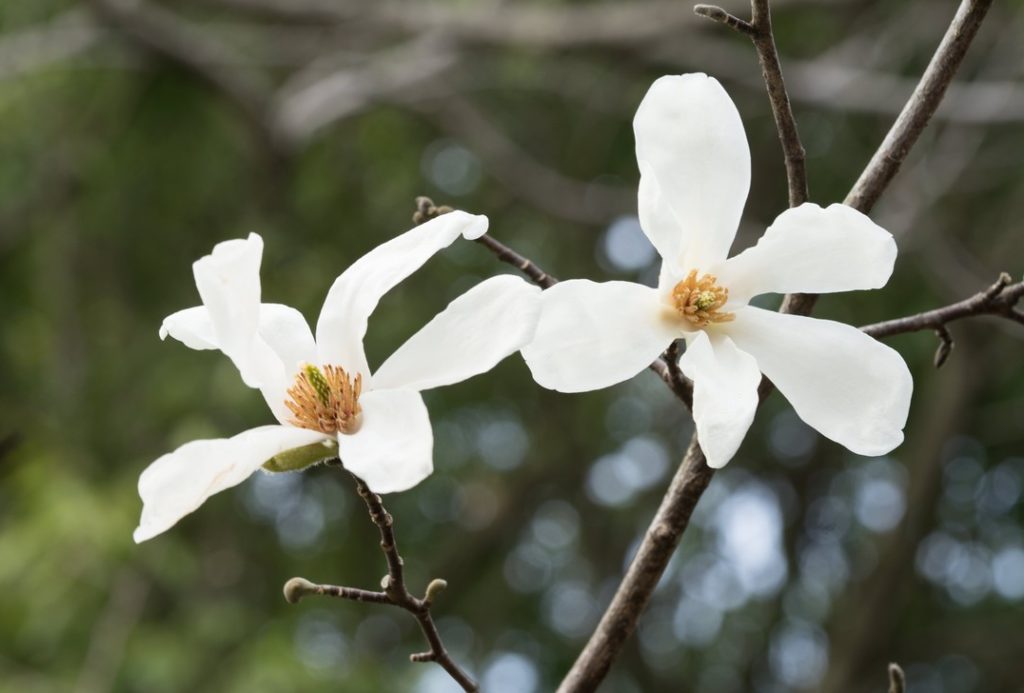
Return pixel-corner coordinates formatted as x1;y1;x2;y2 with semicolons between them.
284;467;478;692
861;272;1024;366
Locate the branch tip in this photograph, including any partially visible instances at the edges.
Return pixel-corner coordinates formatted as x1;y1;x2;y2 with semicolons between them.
888;662;906;693
283;577;317;604
413;195;453;225
692;4;755;35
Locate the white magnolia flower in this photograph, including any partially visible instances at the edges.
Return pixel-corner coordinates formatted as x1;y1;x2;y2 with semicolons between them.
522;74;913;468
135;212;541;543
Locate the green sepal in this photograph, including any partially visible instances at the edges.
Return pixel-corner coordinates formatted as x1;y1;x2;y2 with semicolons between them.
263;439;338;473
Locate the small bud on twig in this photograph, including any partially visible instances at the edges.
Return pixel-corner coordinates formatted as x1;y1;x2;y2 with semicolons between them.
888;662;906;693
283;577;318;604
424;578;448;607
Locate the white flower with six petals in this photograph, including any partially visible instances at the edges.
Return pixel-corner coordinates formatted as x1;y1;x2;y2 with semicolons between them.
522;74;913;468
135;212;541;542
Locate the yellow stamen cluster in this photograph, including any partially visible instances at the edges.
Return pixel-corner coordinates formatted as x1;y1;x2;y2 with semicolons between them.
285;364;362;435
671;269;734;328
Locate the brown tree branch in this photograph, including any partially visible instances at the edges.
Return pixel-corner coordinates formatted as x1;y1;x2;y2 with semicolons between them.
284;468;478;692
845;0;995;213
557;1;994;690
861;272;1024;367
696;1;809;206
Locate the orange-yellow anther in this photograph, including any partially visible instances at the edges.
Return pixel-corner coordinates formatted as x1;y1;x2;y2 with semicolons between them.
285;364;362;435
672;270;734;328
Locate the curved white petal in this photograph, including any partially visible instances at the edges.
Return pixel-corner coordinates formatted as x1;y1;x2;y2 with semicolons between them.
372;275;542;392
160;306;218;350
159;303;315;425
637;161;684;272
634;74;750;270
190;233;282;390
719;203;897;304
521;280;681;393
726;307;912;456
678;331;762;468
134;425;329;543
257;304;317;380
316;211;489;380
336;389;433;494
161;303;315;373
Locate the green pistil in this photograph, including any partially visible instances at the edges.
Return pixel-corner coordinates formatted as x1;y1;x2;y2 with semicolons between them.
304;364;331;406
695;291;717;311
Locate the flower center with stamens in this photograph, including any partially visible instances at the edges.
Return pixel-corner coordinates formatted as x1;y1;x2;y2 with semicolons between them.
285;364;362;435
671;269;735;328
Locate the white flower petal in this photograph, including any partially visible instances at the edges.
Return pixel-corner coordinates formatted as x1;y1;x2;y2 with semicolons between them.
134;425;329;543
678;331;761;468
159;303;315;425
257;304;317;380
726;307;912;456
316;211;489;380
637;161;684;271
719;203;897;304
634;74;750;270
159;306;218;350
521;280;681;392
372;275;542;392
190;233;282;389
336;389;433;494
192;233;262;363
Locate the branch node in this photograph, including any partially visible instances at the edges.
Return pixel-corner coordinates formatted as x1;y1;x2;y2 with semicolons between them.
283;577;318;604
933;325;954;368
411;651;438;663
413;195;454;225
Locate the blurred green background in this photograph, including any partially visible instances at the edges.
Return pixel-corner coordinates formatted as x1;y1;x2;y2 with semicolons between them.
1;1;1022;691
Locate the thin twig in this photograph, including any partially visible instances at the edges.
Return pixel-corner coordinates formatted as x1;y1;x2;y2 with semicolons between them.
861;273;1024;366
413;196;695;407
284;467;478;692
696;2;808;206
693;5;755;36
846;0;995;213
557;2;994;690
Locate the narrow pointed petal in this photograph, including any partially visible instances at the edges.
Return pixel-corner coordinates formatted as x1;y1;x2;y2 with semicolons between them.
678;331;761;468
190;233;282;389
159;306;218;350
336;389;433;494
372;275;542;392
134;426;330;543
634;74;750;270
521;279;681;393
719;203;897;304
726;307;912;456
316;211;488;380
